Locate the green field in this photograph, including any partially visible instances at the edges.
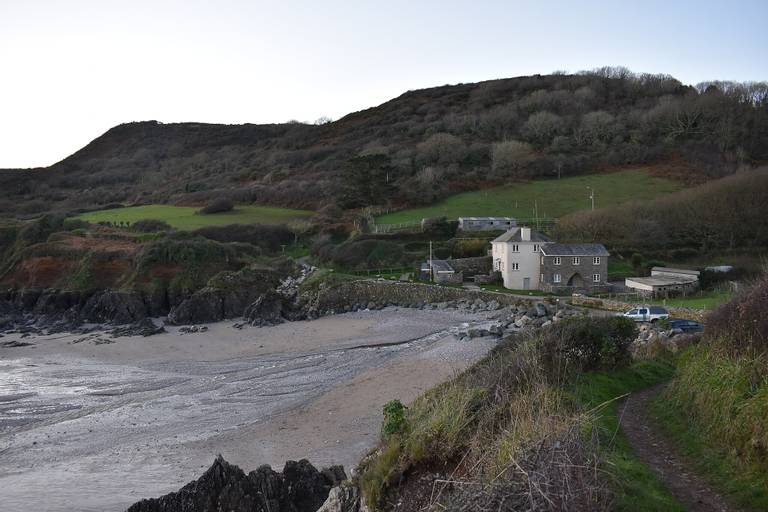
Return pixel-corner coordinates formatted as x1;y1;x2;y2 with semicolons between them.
649;289;732;310
377;169;683;224
72;204;312;230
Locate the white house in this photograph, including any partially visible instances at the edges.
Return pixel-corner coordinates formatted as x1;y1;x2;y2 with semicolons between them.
491;227;552;290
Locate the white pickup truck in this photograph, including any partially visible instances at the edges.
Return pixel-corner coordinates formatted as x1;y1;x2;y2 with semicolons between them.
622;305;670;323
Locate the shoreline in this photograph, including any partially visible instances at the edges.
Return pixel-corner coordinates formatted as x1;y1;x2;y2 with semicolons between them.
0;307;499;512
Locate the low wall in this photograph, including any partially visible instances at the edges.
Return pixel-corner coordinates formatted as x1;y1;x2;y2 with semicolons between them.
570;296;707;322
307;279;530;315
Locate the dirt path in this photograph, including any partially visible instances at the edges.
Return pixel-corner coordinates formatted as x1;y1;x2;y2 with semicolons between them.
619;384;735;512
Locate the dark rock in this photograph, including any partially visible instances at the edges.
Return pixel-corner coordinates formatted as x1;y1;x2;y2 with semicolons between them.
244;291;285;327
534;302;549;317
167;290;225;325
126;456;345;512
108;318;166;337
81;291;147;324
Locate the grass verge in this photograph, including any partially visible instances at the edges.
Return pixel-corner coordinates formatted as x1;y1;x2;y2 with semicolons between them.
72;204;312;230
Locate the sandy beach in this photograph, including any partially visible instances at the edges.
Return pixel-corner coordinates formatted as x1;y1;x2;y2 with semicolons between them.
0;307;499;512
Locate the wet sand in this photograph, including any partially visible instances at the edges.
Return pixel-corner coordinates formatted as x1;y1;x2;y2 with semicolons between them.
0;308;499;512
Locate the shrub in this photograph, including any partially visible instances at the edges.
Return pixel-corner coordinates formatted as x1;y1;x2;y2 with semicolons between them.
453;238;488;258
131;219;173;232
705;275;768;356
381;400;407;438
199;198;234;214
537;316;636;376
194;224;294;253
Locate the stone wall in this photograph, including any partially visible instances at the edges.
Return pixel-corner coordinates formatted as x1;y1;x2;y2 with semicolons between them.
570;296;707;322
303;279;530;316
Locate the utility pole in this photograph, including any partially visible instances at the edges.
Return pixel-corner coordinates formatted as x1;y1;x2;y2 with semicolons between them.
429;240;434;282
587;186;595;211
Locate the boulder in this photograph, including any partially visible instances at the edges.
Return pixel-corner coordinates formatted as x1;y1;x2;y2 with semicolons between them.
167;290;224;325
81;290;147;324
534;303;549;317
127;456;344;512
244;291;285;327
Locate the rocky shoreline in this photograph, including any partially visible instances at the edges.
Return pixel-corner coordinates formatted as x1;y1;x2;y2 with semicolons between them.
127;456;347;512
0;267;557;342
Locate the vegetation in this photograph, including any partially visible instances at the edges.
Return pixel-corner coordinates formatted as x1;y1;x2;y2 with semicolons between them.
376;169;681;224
72;204;311;230
648;289;732;309
660;276;768;510
357;316;683;510
555;168;768;258
1;69;765;217
199;197;234;214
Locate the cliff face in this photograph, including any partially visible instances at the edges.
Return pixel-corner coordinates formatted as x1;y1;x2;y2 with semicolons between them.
127;456;347;512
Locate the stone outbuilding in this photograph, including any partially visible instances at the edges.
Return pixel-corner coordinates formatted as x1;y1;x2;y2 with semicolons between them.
625;267;700;297
539;243;610;293
458;216;516;231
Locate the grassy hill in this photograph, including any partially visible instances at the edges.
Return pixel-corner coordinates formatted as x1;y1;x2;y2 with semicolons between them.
72;204;312;230
0;69;765;219
376;168;681;223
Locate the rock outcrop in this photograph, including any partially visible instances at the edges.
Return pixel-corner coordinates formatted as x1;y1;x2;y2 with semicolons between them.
127;456;346;512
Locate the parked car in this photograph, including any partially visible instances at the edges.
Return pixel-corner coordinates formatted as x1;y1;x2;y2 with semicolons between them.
668;318;705;333
622;305;669;323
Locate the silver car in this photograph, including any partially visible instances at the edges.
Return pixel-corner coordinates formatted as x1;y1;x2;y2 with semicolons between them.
622;305;670;323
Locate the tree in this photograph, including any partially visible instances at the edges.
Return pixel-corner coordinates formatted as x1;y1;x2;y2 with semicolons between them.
339;154;395;208
522;111;564;144
416;132;465;165
491;140;534;176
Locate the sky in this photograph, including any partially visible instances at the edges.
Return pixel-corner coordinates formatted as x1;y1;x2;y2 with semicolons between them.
0;0;766;169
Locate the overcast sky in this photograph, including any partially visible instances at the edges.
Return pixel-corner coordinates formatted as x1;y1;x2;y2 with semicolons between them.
1;0;766;168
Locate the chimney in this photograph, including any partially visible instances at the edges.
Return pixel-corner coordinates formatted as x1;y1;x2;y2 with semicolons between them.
520;227;531;241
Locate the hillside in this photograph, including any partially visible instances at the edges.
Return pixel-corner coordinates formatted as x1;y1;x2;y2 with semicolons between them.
1;68;766;218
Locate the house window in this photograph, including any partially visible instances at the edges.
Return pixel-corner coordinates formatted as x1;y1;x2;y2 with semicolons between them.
533;244;539;252
553;273;562;283
593;273;601;282
493;259;501;271
511;262;520;271
593;257;601;265
540;273;544;283
554;257;561;265
541;256;545;265
512;244;519;252
572;257;580;265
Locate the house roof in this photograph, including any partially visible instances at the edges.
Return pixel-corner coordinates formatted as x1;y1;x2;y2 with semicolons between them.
540;243;609;256
651;267;700;276
422;259;455;273
492;228;551;243
626;275;698;287
459;216;515;221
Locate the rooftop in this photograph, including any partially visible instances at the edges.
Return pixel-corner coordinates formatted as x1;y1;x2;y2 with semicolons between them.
422;259;455;273
541;243;609;256
651;267;701;276
459;216;515;221
626;275;699;287
492;227;552;243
